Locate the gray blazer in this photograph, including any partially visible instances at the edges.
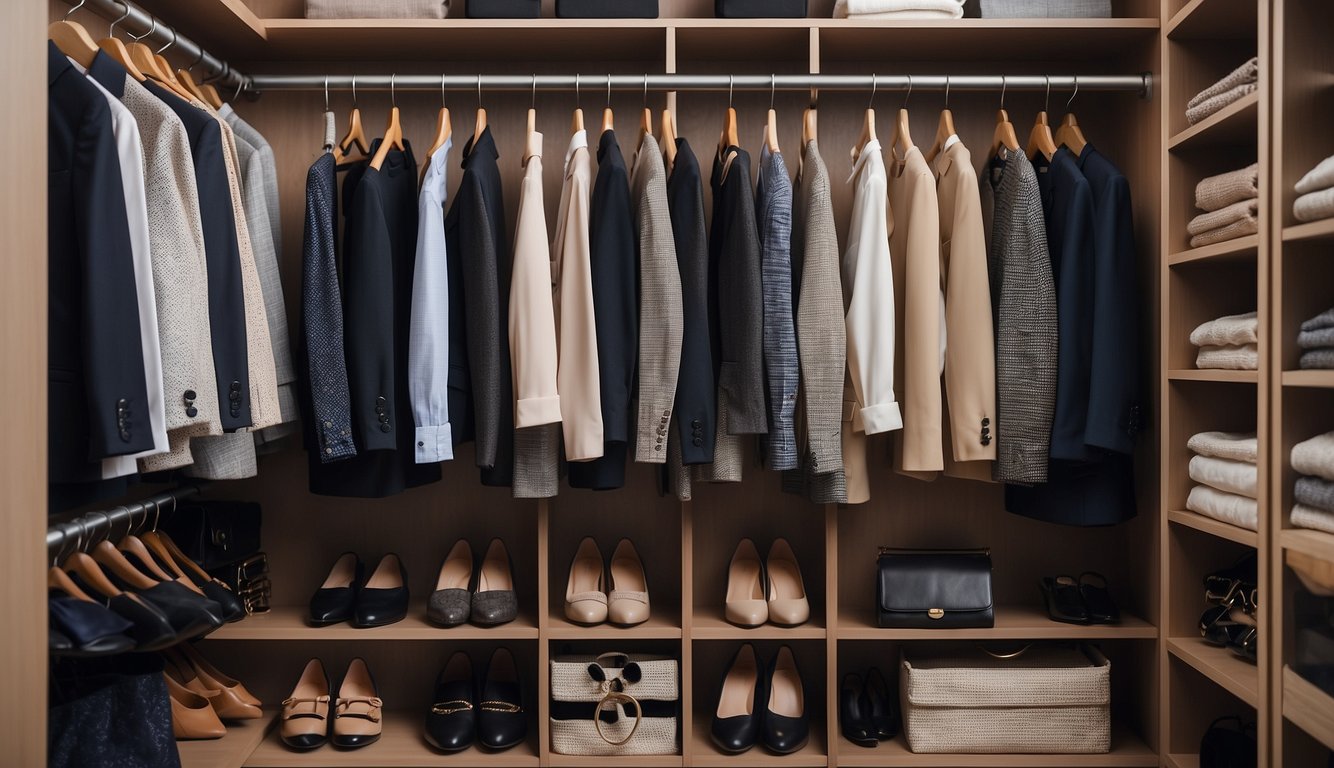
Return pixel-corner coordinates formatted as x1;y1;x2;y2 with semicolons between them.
782;140;847;504
757;145;798;471
632;134;684;464
980;147;1057;484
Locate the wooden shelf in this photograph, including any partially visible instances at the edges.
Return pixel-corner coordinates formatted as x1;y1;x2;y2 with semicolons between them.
1282;370;1334;388
1282;666;1334;752
546;610;682;640
833;724;1157;767
1167;369;1259;383
1164;755;1200;768
206;604;539;641
836;604;1156;641
1282;218;1334;243
130;0;266;56
1281;528;1334;563
1166;637;1260;707
1168;509;1259;547
690;717;827;767
242;712;539;766
178;712;274;768
691;613;827;640
1166;0;1257;40
1167;92;1258;152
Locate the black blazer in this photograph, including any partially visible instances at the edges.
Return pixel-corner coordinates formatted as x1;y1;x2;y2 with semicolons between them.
569;130;637;491
47;41;153;485
143;79;251;432
445;127;514;488
666;139;716;466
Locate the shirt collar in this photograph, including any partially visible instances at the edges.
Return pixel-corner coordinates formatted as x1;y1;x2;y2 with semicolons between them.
848;138;881;184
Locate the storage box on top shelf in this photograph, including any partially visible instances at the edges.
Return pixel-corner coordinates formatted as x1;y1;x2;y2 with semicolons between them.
557;0;659;17
716;0;807;18
466;0;540;17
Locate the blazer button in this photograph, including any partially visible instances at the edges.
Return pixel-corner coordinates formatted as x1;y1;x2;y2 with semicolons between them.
691;419;701;428
655;445;662;451
380;423;391;433
692;438;703;447
185;407;198;418
230;381;241;392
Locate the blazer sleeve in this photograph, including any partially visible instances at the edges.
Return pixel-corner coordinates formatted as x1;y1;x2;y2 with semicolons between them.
408;169;454;462
76;100;154;459
1085;168;1140;455
718;160;768;435
342;176;398;452
459;172;503;469
896;166;944;472
555;160;604;461
633;148;683;463
846;170;903;436
589;162;637;445
509;152;561;429
1048;172;1096;462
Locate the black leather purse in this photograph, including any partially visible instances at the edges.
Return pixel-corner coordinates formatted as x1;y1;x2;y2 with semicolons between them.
876;548;994;629
1199;716;1256;768
162;501;262;571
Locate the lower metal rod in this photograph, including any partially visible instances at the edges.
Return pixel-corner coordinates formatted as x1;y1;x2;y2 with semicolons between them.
46;485;202;558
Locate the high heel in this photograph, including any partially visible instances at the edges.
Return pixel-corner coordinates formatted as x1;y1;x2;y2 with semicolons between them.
564;538;607;625
280;659;331;750
724;539;767;628
763;646;809;754
473;539;518;626
354;554;408;628
477;648;526;750
711;643;764;753
839;673;877;748
766;538;809;627
864;667;899;741
165;673;227;740
427;540;473;628
167;645;263;720
309;552;362;626
331;657;383;749
608;539;650;627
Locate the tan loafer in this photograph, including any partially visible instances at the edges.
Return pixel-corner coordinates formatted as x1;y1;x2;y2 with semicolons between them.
280;659;330;750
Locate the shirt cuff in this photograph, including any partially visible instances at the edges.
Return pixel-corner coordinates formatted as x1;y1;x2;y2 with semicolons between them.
861;401;904;435
515;395;562;429
415;424;455;463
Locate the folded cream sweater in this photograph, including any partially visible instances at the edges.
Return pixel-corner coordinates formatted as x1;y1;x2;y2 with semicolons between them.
1294;187;1334;223
1188;199;1259;236
1196;344;1257;370
1295;153;1334;195
1189;215;1258;249
1188;431;1258;464
1189;310;1258;347
834;0;964;15
1292;504;1334;535
1292;431;1334;482
1186;83;1257;126
1196;163;1259;213
1187;484;1258;531
1189;455;1257;499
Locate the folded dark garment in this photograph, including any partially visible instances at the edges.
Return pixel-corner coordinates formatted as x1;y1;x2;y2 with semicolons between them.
1296;475;1334;513
1299;326;1334;349
1300;348;1334;370
1301;307;1334;333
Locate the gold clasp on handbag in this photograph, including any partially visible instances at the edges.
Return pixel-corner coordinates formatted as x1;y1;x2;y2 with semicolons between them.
928;608;944;619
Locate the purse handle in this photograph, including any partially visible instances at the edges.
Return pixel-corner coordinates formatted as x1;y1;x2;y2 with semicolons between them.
978;643;1032;659
592;689;642;746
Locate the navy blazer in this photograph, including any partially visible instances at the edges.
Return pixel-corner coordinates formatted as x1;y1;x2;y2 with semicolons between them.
47;41;153;486
666;139;716;465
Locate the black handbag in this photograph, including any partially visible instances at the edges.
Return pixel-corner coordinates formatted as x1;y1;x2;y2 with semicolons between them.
876;548;994;629
162;501;262;571
1199;716;1256;768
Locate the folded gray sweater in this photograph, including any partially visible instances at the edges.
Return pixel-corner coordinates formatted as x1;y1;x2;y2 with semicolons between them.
1299;326;1334;350
1302;307;1334;332
1292;431;1334;482
1295;475;1334;513
1300;348;1334;370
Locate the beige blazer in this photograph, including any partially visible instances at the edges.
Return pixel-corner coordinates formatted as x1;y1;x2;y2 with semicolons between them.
632;133;684;464
934;137;997;480
888;145;944;475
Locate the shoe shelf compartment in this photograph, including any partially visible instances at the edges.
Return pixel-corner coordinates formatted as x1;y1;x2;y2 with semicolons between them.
176;714;274;768
208;603;542;640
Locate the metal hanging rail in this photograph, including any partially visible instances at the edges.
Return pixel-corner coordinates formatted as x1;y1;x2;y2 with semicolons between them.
248;73;1152;99
61;0;249;92
47;485;203;559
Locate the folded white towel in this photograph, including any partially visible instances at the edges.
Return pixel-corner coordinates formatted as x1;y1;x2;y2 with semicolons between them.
1188;431;1258;464
1292;504;1334;535
1292;431;1334;482
1189;455;1258;499
1295;154;1334;195
1189;311;1258;348
1294;187;1334;223
1196;343;1258;370
834;0;964;15
836;8;962;16
1187;485;1258;531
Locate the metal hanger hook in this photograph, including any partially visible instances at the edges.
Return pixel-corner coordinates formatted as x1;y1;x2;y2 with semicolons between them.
351;75;358;107
901;74;911;109
108;1;132;37
234;77;245;102
643;74;649;108
440;73;446;108
533;74;539;111
128;13;156;42
64;0;87;22
324;76;330;112
390;73;396;107
999;75;1007;109
187;47;205;73
1065;75;1079;111
1043;75;1051;113
868;73;877;109
770;74;776;110
155;26;176;55
476;74;483;109
944;75;951;109
605;74;612;108
149;499;162;532
728;75;734;108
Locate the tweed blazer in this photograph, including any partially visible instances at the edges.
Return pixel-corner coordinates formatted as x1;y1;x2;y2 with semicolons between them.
781;139;848;504
980;147;1057;484
757;144;798;471
632;133;684;464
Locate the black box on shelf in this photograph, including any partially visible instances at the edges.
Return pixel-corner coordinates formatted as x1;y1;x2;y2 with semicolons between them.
466;0;540;17
715;0;806;17
557;0;658;17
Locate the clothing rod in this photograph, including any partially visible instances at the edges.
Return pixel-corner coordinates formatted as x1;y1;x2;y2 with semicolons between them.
60;0;248;91
46;485;202;558
248;73;1152;99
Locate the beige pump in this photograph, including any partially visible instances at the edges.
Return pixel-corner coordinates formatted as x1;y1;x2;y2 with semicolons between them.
724;539;767;628
766;539;810;627
565;537;608;625
608;538;650;627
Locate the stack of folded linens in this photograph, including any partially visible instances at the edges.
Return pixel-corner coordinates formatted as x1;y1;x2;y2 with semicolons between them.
834;0;964;17
1298;308;1334;370
1294;154;1334;223
1293;432;1334;535
1186;431;1259;531
306;0;447;17
1189;164;1259;248
1186;57;1258;125
977;0;1109;17
1190;311;1258;370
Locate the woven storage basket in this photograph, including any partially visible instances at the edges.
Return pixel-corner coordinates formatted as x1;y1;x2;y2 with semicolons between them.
900;644;1110;754
550;652;679;756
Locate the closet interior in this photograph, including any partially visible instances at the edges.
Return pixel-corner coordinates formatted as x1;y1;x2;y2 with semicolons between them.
25;0;1330;765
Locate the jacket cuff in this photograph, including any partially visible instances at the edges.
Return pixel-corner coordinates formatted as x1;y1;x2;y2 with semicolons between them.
415;424;455;463
860;402;904;435
515;395;562;429
316;423;357;463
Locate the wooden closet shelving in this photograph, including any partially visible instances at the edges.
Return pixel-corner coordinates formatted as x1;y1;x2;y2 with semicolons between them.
1169;509;1260;547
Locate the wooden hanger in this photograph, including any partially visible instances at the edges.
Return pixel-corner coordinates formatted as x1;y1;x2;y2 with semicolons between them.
118;535;180;584
49;566;97;602
96;5;147;83
1027;111;1058;161
855;75;879;160
661;107;677;170
924;77;956;164
177;67;208;101
143;531;225;592
428;107;453;160
763;76;780;155
92;539;161;590
889;77;914;159
1055;78;1088;156
48;2;99;70
335;77;370;163
718;76;739;157
474;75;489;140
637;76;653;146
802;105;818;146
990;78;1020;157
64;551;123;598
370;75;406;172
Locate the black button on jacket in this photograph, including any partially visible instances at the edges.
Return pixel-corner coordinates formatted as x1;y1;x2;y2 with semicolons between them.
569;130;638;491
666;139;716;466
47;41;153;486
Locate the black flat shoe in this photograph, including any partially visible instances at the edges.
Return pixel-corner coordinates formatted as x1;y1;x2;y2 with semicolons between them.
1041;575;1089;625
118;551;228;633
839;673;876;747
118;578;223;640
49;628;73;653
864;667;900;741
1078;572;1120;624
138;538;248;623
712;643;764;754
763;646;809;755
425;652;475;752
477;648;526;751
310;552;363;626
354;554;409;628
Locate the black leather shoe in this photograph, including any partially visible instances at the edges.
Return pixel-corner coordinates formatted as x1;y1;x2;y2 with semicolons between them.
425;652;475;752
310;552;363;626
864;667;900;741
107;571;223;641
354;554;409;628
711;643;764;753
839;673;876;747
763;645;809;754
117;551;227;634
141;541;248;623
477;648;526;751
